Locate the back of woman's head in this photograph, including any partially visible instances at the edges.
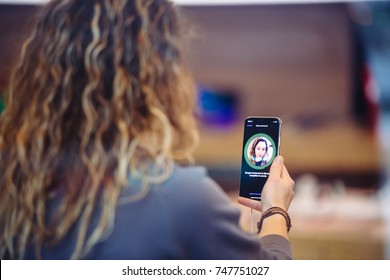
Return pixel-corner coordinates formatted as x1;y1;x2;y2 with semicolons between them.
0;0;198;259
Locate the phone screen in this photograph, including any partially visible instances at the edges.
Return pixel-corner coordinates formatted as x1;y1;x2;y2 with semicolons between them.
239;117;281;200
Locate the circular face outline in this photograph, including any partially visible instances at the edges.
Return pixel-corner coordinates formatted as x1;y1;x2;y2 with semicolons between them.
244;133;276;170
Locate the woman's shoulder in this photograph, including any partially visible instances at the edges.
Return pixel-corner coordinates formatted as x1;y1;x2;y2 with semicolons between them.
171;163;208;181
162;164;223;197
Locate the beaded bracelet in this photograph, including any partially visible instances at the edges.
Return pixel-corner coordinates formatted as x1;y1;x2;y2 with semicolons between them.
257;207;292;234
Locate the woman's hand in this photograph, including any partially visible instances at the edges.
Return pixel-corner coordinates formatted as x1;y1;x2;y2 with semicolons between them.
260;155;295;212
237;156;295;238
237;156;295;213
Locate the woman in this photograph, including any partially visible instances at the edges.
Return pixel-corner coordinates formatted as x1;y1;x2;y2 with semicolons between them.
0;0;294;260
249;137;269;167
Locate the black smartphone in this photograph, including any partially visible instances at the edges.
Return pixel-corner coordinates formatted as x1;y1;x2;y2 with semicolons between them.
239;117;282;200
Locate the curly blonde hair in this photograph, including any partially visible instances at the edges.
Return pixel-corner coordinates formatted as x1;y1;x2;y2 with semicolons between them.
0;0;198;259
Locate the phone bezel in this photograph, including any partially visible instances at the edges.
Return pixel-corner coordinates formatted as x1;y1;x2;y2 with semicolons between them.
239;116;282;200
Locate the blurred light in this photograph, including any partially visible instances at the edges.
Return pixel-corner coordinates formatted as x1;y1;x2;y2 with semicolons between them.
0;0;388;5
174;0;387;5
197;85;238;128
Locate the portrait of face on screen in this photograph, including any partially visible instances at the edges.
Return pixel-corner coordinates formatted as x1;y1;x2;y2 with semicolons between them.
245;134;276;170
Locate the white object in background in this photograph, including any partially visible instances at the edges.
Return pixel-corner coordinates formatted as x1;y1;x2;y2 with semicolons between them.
289;174;321;218
378;112;390;260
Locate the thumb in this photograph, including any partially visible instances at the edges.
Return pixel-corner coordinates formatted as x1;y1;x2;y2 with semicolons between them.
269;155;284;179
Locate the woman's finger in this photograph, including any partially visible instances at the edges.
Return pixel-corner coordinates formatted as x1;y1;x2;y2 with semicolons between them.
237;196;262;212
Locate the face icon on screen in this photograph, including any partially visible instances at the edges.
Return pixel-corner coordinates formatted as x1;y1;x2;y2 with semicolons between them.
250;137;268;166
245;134;275;169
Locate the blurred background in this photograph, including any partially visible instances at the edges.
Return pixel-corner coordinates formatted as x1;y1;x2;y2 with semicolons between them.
0;0;389;259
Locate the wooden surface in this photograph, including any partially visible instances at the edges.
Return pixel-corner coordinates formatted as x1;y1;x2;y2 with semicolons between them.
182;4;353;120
0;4;38;88
289;217;385;259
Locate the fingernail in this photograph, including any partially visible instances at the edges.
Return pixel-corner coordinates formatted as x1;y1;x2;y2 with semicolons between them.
275;156;283;164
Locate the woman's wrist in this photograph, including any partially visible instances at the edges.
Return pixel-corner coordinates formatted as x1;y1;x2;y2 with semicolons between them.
257;207;292;233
